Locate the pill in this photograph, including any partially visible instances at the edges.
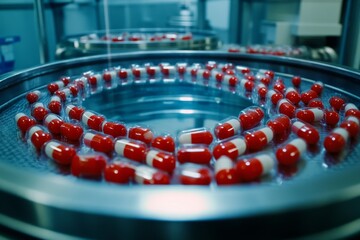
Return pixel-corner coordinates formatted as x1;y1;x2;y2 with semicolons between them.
222;75;238;86
238;107;264;130
32;102;49;122
44;113;64;135
292;76;301;87
285;87;301;105
221;63;234;72
83;131;114;154
311;81;324;95
244;126;274;152
277;99;296;118
276;138;307;165
256;83;268;99
114;138;147;162
235;154;275;182
178;128;213;145
291;120;320;145
146;66;161;76
87;73;102;86
102;70;117;82
178;164;212;185
26;90;41;104
212;137;247;160
214;117;241;140
301;89;318;105
54;88;71;102
273;80;286;94
104;161;135;184
344;103;360;119
214;156;239;185
118;68;132;79
60;122;84;142
132;67;146;78
151;135;175;153
340;116;359;138
266;114;291;135
43;140;76;165
296;108;324;123
48;95;62;114
71;153;107;178
266;89;283;105
329;96;345;112
308;98;325;109
324;128;349;153
323;110;340;127
260;76;271;86
128;126;154;145
81;111;105;131
212;70;224;82
240;79;254;91
161;65;176;76
177;65;187;75
66;104;85;121
177;145;212;164
28;125;52;150
145;149;176;173
101;121;127;138
134;165;170;185
15;113;36;134
47;80;65;94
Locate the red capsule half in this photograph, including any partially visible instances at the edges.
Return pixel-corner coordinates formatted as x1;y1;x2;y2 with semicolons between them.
15;113;36;134
26;90;41;104
177;145;212;164
285;87;301;105
276;138;307;166
214;117;241;140
301;90;318;105
28;125;52;150
134;165;170;185
151;135;175;153
83;132;114;154
340;116;359;138
178;128;213;145
277;99;296;118
60;122;84;142
238;107;264;130
344;103;360;119
43;114;64;135
311;81;324;95
65;104;85;121
291;120;319;145
215;156;240;185
48;80;65;94
329;96;345;112
43;140;76;165
48;95;62;114
266;114;291;135
32;102;49;122
235;154;275;182
324;128;349;153
101;121;127;138
114;138;147;162
71;153;107;178
104;161;136;184
128;126;154;145
266;89;283;105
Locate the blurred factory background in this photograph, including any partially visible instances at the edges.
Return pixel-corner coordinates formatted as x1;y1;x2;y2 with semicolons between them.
0;0;359;74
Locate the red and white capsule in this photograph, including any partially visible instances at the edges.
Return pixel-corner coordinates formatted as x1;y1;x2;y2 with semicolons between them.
134;165;170;185
83;131;114;154
214;156;239;185
26;90;41;104
146;66;161;76
301;89;318;105
292;76;301;88
118;68;132;79
211;70;224;82
344;103;360;119
54;88;71;102
296;107;324;123
223;75;238;86
324;128;349;153
235;154;275;182
128;126;154;145
285;87;301;105
240;79;254;91
255;83;268;99
178;128;213;145
15;113;36;134
81;111;105;131
44;113;64;135
311;81;324;95
114;138;147;162
87;73;102;86
71;153;108;178
323;109;340;127
266;114;291;135
161;65;176;76
329;96;345;112
214;117;241;140
32;102;49;122
27;125;52;151
266;89;283;105
340;116;360;138
60;122;84;142
47;80;65;94
43;140;76;165
48;95;62;114
277;99;296;118
145;149;176;173
291;120;320;145
65;104;85;121
104;161;136;184
238;106;265;131
132;67;147;78
151;135;175;153
308;98;325;109
177;145;212;164
101;121;127;138
178;164;212;185
102;70;117;83
212;137;247;160
244;126;274;152
276;138;307;166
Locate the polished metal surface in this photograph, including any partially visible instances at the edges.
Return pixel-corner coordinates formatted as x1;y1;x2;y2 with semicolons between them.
1;51;360;239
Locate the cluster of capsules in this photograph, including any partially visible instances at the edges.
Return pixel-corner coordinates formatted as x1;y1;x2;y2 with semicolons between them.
226;45;304;57
83;31;193;43
15;60;360;186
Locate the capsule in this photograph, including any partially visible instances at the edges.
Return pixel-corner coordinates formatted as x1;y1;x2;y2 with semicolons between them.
266;114;291;135
292;76;301;88
87;73;102;86
161;65;176;76
151;135;175;153
114;138;147;162
212;70;224;82
195;69;211;79
132;67;147;78
324;128;349;153
178;164;212;185
177;145;212;164
266;89;283;105
291;120;319;145
240;79;254;91
118;68;132;79
43;113;64;135
285;87;301;105
340;116;359;138
329;96;345;112
60;122;84;142
48;95;62;114
43;140;76;165
81;111;105;131
308;98;325;109
296;107;324;123
178;128;213;145
146;66;161;76
235;154;275;182
260;76;271;86
15;113;36;134
277;99;296;118
177;65;187;75
273;80;286;94
301;89;318;105
238;106;264;130
101;121;127;138
28;125;52;150
83;131;114;154
26;90;41;104
255;83;268;99
244;126;274;152
145;149;176;173
66;104;85;121
71;153;108;178
54;88;72;102
276;138;307;166
32;102;49;122
323;109;339;127
47;80;65;94
214;117;241;140
214;156;240;185
102;70;117;82
60;76;71;86
104;161;136;184
128;126;154;145
222;75;238;86
212;137;247;160
344;103;360;119
134;165;170;185
311;81;324;95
